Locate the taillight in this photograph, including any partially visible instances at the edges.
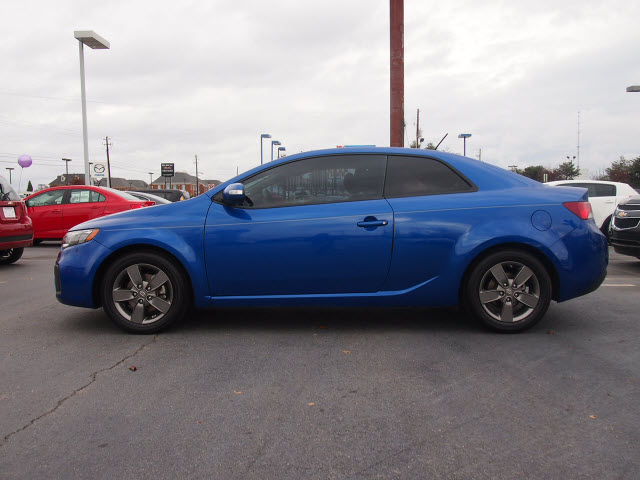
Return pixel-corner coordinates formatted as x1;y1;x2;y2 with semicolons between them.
563;201;593;220
130;204;144;209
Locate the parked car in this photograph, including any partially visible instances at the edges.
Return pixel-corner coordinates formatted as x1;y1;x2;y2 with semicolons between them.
609;195;640;260
0;175;33;264
127;191;171;205
24;186;154;242
130;189;190;202
55;148;608;334
545;180;637;237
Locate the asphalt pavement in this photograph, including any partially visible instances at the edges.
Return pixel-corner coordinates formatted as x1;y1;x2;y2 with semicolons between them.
1;243;639;479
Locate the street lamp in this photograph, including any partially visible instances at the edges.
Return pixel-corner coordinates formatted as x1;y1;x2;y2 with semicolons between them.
5;167;14;183
278;146;286;158
626;86;640;92
458;133;472;156
74;31;110;186
567;155;576;163
271;140;281;162
148;172;154;185
260;133;271;165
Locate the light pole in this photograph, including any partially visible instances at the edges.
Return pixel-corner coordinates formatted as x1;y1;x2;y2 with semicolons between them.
567;155;576;163
62;158;72;183
271;141;281;162
74;31;110;186
149;172;153;185
626;86;640;92
260;133;271;165
458;133;472;156
6;167;14;183
278;146;286;158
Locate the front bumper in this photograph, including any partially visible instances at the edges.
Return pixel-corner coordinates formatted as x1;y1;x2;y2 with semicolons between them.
610;228;640;257
55;239;113;308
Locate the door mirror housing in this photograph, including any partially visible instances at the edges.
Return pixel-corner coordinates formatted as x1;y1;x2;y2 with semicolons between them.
222;183;245;206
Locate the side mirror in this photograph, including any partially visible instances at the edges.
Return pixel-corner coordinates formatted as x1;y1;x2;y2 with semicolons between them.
222;183;245;206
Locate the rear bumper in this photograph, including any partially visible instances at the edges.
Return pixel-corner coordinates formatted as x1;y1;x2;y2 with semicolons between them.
550;221;609;302
0;223;34;250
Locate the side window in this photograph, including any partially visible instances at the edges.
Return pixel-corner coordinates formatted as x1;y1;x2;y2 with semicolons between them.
593;184;616;197
90;191;106;203
69;189;92;204
384;156;474;198
26;190;66;207
240;155;387;208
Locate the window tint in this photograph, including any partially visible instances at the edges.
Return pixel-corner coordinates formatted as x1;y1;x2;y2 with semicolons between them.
26;190;66;207
384;156;473;198
558;183;616;198
0;177;20;201
240;155;386;208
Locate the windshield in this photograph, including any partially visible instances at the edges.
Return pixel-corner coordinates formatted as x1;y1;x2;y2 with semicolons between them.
0;177;20;201
102;188;145;201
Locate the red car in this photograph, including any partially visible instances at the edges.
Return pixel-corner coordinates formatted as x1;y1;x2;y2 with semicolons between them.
1;175;33;264
24;186;155;242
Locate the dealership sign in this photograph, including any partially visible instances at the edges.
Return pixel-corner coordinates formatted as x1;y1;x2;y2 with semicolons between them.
91;162;107;178
161;163;175;177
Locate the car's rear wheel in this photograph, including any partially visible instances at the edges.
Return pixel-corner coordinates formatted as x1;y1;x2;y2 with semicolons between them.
101;252;189;333
0;248;24;265
465;250;552;332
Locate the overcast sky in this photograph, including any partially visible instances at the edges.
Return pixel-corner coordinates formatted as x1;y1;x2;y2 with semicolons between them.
1;0;639;191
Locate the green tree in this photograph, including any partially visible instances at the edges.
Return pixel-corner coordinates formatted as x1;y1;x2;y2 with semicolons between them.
520;165;551;182
27;180;33;192
605;156;633;183
629;156;640;187
552;161;580;180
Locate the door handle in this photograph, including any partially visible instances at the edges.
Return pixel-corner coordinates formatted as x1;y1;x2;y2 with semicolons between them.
357;218;388;228
52;209;62;214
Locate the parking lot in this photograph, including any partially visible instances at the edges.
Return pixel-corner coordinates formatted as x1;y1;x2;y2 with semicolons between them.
1;244;639;479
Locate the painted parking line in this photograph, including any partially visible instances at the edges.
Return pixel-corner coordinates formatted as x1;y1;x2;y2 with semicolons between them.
602;284;636;287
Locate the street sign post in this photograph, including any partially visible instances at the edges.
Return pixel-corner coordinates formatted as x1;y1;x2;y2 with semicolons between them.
161;163;175;188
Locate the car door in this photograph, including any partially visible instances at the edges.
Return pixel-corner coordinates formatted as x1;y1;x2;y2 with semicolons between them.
204;154;393;296
62;189;107;233
25;189;67;238
382;155;477;292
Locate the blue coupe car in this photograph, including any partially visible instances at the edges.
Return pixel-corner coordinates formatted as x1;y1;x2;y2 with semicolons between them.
55;148;608;333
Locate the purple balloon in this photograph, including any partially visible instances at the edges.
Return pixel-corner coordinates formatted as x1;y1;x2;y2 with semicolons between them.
18;154;32;168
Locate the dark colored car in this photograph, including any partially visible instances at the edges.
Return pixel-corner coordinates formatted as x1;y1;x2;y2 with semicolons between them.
56;147;608;334
0;175;33;264
610;195;640;260
127;191;171;205
24;186;154;242
131;189;190;202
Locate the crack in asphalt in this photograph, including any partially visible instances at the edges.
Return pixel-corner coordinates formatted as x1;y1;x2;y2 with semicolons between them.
1;335;158;446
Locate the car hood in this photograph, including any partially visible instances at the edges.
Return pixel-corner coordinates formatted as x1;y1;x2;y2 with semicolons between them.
617;195;640;206
71;194;210;232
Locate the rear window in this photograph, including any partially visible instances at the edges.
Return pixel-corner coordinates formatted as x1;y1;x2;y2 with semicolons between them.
558;183;616;197
0;177;20;201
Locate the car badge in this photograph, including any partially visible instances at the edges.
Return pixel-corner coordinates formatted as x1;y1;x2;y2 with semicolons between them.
617;211;628;217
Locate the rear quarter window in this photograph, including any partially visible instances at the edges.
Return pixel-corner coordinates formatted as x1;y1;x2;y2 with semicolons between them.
384;155;475;198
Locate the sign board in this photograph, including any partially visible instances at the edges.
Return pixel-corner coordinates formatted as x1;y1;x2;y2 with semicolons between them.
161;163;175;177
92;162;107;178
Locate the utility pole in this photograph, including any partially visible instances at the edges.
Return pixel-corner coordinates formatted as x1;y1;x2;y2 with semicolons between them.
477;148;482;162
62;158;72;184
508;165;518;172
5;167;14;183
194;154;199;196
416;109;420;148
390;0;404;147
103;136;112;188
576;111;581;171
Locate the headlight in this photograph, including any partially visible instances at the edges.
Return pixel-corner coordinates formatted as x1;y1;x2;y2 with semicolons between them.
62;229;100;249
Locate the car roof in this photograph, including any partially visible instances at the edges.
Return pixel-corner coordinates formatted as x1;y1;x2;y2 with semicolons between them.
546;179;629;187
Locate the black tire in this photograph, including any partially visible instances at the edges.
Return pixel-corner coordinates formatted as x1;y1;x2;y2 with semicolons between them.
464;249;552;333
600;216;612;240
32;240;43;246
0;248;24;265
100;251;190;333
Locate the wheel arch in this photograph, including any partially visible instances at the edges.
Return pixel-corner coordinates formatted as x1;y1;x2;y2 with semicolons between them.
458;242;561;304
92;244;195;307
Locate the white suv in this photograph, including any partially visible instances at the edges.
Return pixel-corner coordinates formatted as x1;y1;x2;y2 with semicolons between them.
546;180;637;236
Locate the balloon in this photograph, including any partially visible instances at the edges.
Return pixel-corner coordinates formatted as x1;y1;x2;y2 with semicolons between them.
18;155;32;168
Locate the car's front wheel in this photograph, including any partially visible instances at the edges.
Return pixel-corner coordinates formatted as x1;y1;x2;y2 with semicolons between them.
0;248;24;265
101;252;189;333
465;250;552;332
